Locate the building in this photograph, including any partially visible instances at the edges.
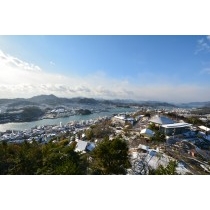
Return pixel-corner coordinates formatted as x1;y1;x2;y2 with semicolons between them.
113;115;135;126
75;140;96;152
140;128;154;139
198;125;210;135
160;122;192;136
75;140;88;152
149;115;174;126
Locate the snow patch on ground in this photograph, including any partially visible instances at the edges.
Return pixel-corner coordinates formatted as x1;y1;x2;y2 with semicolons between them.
130;149;191;175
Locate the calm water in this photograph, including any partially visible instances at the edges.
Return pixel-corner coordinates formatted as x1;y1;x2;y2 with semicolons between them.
0;107;137;132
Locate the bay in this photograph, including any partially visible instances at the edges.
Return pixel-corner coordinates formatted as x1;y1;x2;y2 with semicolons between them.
0;107;137;132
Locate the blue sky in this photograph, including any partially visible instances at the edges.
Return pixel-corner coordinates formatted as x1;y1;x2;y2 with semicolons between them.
0;35;210;102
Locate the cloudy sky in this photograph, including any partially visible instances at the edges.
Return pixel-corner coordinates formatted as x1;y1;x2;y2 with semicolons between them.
0;35;210;102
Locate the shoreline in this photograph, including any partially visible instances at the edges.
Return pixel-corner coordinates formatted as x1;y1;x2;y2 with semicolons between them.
0;107;138;132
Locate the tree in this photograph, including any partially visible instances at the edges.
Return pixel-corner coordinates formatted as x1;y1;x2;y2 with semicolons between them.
85;129;94;140
186;117;203;126
148;123;159;132
145;112;151;118
37;142;87;175
89;137;131;175
150;131;166;142
0;141;10;174
8;140;43;175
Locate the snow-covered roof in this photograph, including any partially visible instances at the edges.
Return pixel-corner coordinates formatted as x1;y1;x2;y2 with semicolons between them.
140;128;154;137
149;115;174;125
138;144;149;151
126;117;134;121
198;125;210;132
114;116;125;120
75;140;88;152
161;122;191;129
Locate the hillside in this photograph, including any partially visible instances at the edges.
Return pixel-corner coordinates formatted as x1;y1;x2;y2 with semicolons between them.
0;94;196;108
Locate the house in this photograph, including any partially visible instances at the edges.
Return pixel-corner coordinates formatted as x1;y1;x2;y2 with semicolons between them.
113;115;135;126
140;128;154;139
198;125;210;135
75;140;95;152
75;140;88;152
125;117;135;126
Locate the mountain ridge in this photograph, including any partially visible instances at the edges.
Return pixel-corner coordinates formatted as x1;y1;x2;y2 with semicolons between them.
0;94;209;108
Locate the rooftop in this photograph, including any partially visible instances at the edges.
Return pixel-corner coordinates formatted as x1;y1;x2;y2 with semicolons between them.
161;122;192;128
149;115;174;125
199;125;210;132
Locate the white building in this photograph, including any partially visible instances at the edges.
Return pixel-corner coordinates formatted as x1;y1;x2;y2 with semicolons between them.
198;125;210;135
160;122;192;136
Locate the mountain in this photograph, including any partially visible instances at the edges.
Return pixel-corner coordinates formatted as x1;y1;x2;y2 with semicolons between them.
29;94;59;104
30;94;58;101
29;95;99;105
0;98;25;105
177;101;210;108
7;100;38;107
66;97;98;104
0;95;100;108
205;102;210;107
140;101;177;107
2;94;208;109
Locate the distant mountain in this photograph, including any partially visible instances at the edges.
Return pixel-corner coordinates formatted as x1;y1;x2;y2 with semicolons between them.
0;95;100;108
8;100;38;107
2;94;209;109
0;98;25;105
30;94;58;101
67;97;98;104
178;101;210;108
97;99;176;107
205;102;210;107
29;94;59;104
29;95;99;105
140;101;177;107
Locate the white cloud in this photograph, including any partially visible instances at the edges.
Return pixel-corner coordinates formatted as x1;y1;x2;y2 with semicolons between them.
0;50;42;72
0;49;210;103
195;36;210;54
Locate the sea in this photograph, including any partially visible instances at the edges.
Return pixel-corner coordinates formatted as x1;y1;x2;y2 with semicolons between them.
0;107;138;132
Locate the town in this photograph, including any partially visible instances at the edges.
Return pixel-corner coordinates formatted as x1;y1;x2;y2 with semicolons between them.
1;105;210;175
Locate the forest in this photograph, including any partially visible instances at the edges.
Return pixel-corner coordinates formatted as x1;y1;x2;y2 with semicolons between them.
0;137;131;175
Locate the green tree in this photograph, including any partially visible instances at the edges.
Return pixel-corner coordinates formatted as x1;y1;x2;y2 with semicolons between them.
186;117;203;126
148;123;159;132
150;131;166;142
0;140;87;175
37;142;87;175
89;137;131;175
85;129;94;140
8;140;43;175
0;141;10;174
